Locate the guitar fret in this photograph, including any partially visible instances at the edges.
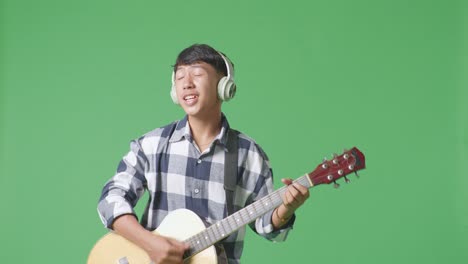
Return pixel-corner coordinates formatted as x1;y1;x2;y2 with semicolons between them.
193;227;210;254
250;202;257;217
208;225;218;243
206;226;216;245
216;221;226;238
200;233;209;249
222;220;229;237
202;228;211;246
219;222;226;238
255;197;271;216
190;228;205;253
226;216;235;234
256;201;261;215
273;191;281;205
194;233;204;250
266;195;275;212
236;211;244;226
258;197;266;212
186;237;196;256
239;208;246;220
195;233;204;250
233;211;243;227
193;235;202;252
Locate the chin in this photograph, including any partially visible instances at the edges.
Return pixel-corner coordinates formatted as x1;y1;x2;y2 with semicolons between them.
181;104;197;112
181;102;221;118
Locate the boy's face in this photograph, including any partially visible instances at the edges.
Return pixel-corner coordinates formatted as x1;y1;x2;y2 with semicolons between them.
174;62;223;119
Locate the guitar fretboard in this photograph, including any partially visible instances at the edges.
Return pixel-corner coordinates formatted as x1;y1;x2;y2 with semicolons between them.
183;174;312;259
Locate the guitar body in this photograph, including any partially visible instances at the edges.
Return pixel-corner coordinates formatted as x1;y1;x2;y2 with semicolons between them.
88;209;218;264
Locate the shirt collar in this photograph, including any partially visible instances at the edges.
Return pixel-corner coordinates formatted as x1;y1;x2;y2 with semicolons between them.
168;113;231;150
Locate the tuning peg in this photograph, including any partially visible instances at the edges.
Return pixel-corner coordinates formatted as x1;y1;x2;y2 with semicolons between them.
354;171;360;178
333;181;340;188
344;176;350;183
343;148;349;153
323;157;328;163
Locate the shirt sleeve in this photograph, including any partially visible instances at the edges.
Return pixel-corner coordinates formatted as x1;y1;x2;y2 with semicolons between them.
97;139;148;229
245;143;295;242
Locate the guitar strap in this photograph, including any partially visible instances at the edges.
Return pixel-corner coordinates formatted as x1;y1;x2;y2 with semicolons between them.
224;129;238;216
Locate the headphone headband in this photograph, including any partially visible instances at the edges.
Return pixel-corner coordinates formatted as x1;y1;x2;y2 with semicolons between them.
218;52;234;82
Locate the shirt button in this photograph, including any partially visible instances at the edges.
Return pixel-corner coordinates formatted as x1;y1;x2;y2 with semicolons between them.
197;159;202;164
194;188;200;194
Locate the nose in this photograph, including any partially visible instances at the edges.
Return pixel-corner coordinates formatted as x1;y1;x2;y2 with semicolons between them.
182;74;194;89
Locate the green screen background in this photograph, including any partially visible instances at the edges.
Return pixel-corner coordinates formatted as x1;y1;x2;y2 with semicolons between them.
1;0;467;263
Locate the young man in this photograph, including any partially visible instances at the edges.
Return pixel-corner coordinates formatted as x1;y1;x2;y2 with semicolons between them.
97;44;310;264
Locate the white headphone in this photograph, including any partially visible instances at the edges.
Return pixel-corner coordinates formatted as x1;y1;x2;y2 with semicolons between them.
170;52;237;104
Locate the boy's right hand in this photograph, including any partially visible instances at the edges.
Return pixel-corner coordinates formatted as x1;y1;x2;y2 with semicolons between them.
145;235;190;264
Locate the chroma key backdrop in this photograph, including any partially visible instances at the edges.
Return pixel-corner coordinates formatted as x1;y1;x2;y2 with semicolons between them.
1;0;467;263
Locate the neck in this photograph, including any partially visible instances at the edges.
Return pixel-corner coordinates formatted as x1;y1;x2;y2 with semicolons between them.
188;113;222;152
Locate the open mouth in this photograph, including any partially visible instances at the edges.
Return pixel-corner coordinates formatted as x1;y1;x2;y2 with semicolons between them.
183;94;199;104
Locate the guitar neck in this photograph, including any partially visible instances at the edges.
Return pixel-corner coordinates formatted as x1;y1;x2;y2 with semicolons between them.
183;174;312;258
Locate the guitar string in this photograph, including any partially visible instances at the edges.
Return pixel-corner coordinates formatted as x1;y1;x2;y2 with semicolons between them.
184;155;360;257
188;176;307;250
184;176;312;256
186;168;360;256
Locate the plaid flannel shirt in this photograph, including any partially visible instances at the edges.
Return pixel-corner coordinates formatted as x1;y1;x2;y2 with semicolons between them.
98;114;294;263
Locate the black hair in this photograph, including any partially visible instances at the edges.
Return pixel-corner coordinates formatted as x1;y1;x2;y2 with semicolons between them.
173;44;233;75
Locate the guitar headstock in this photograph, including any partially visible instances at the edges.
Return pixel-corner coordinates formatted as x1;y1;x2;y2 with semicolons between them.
308;147;365;187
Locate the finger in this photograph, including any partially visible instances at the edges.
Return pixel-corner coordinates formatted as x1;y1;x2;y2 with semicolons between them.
283;181;309;202
284;187;300;208
287;185;306;207
166;250;185;264
165;255;184;264
168;238;190;252
283;189;293;207
292;183;310;198
281;178;293;185
292;183;308;194
287;185;301;201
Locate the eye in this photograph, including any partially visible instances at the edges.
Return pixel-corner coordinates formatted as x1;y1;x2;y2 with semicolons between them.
175;73;185;80
192;68;205;76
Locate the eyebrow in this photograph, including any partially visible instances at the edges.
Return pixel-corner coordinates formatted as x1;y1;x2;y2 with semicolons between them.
176;63;207;72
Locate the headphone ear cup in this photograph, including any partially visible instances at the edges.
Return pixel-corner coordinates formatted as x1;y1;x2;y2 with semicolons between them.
225;81;236;101
170;85;179;104
170;71;179;104
218;77;236;101
217;76;228;100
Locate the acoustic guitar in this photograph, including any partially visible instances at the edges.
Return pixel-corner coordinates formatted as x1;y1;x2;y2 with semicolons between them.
88;147;366;264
